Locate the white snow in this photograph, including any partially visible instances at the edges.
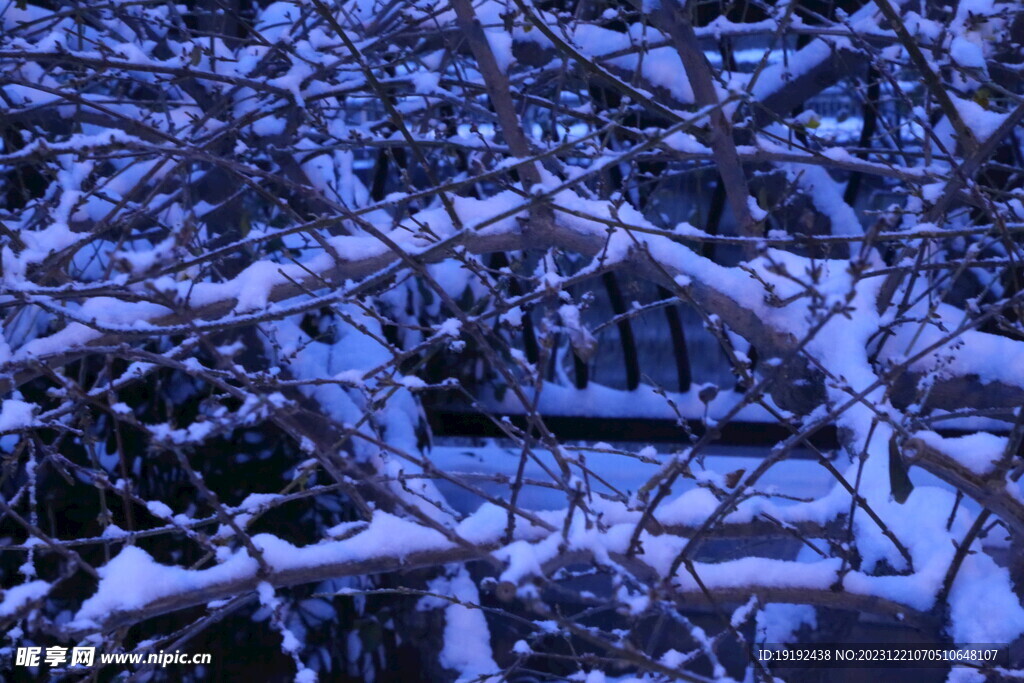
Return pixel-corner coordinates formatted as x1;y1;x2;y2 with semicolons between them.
0;580;50;618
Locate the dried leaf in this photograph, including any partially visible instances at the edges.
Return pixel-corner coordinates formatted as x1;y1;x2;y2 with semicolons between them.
889;434;914;504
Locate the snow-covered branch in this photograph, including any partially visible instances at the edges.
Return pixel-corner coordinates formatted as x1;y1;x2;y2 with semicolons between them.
2;0;1024;680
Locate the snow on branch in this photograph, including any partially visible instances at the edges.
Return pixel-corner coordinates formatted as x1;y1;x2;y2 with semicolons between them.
2;0;1024;680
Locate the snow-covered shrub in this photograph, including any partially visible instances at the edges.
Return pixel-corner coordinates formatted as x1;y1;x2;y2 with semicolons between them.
1;0;1024;680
